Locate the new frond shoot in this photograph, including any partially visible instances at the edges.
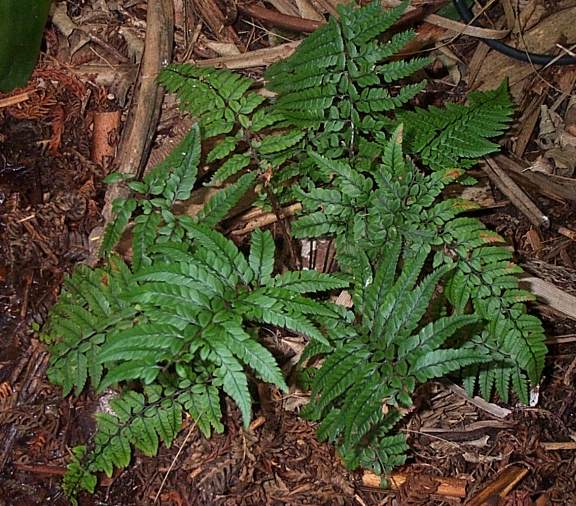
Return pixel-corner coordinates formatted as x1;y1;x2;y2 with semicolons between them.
43;0;546;500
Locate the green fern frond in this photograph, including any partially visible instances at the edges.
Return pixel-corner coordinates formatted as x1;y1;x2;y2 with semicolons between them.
339;0;408;44
399;80;513;170
178;384;224;437
64;388;182;498
208;337;252;426
410;348;491;383
248;228;275;284
340;375;387;448
96;324;186;363
254;303;330;346
143;124;201;202
270;269;349;293
196;172;256;227
217;319;287;391
308;343;372;418
182;223;254;284
131;212;162;271
209;153;252;186
133;260;227;295
100;198;137;257
397;314;480;359
159;65;254;137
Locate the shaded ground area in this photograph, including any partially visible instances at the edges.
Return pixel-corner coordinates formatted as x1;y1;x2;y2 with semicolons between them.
1;1;576;505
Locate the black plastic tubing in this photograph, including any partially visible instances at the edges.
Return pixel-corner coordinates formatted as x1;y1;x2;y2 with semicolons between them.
452;0;576;66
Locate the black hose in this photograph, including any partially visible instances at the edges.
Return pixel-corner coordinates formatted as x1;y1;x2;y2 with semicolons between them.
452;0;576;65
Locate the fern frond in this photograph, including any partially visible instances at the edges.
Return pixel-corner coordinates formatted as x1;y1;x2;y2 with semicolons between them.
339;0;408;45
248;228;275;284
398;314;480;359
182;223;254;284
64;389;182;498
131;212;162;271
178;384;224;437
128;281;211;310
145;124;201;202
340;374;386;448
208;337;252;426
370;246;430;339
382;264;452;343
218;319;287;391
410;348;491;383
159;66;253;136
308;150;373;197
399;80;513;170
264;288;350;320
360;237;401;325
100;198;137;257
134;260;228;297
208;153;252;186
96;324;186;363
270;269;348;293
197;172;256;226
309;343;372;418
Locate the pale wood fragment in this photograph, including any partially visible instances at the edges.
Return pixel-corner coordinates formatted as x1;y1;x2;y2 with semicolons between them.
466;466;528;506
362;471;467;498
520;277;576;320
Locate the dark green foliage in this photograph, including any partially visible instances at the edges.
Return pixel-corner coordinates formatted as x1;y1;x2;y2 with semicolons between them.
294;129;546;405
399;81;514;170
43;0;548;498
158;2;516;204
63;388;182;498
158;64;300;186
302;235;491;474
44;125;348;499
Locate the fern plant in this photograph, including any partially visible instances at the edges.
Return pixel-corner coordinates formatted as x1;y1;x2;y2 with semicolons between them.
294;127;546;404
159;1;514;214
301;234;493;475
44;124;349;499
158;65;303;187
42;0;549;498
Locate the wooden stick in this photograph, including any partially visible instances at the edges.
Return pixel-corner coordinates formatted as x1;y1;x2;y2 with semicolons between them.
91;110;121;167
14;463;67;476
495;155;576;202
558;226;576;242
0;91;31;109
541;441;576;450
229;203;302;236
448;384;512;419
483;157;549;229
466;466;528;506
89;0;174;264
239;4;322;33
520;276;576;320
195;41;301;70
362;471;467;498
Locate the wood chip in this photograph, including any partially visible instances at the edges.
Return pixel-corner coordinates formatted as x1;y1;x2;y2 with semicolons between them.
362;471;467;498
91;110;121;167
519;276;576;320
541;441;576;450
466;466;528;506
195;41;301;69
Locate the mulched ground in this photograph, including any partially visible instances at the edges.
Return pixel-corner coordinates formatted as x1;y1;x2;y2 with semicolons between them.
1;1;576;505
